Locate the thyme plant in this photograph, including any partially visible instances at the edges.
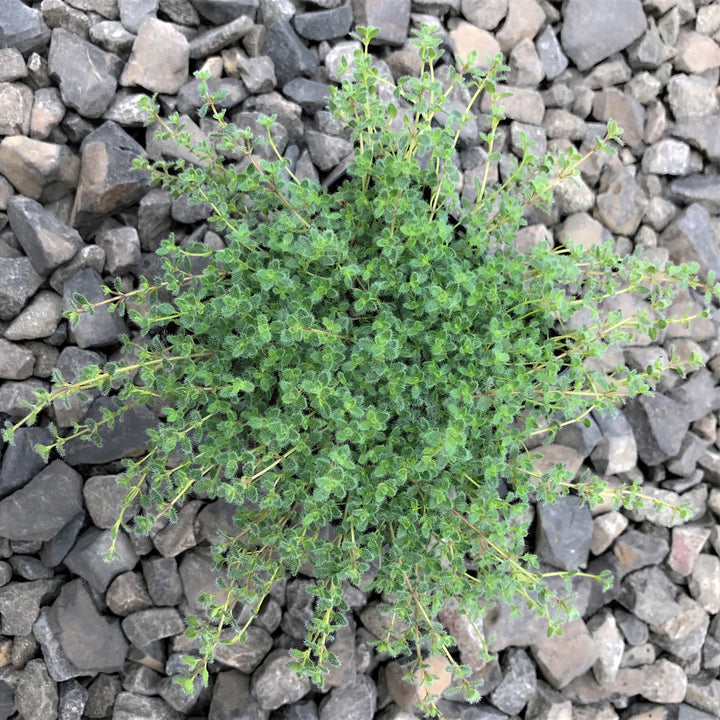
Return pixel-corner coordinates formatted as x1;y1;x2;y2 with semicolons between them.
4;25;717;714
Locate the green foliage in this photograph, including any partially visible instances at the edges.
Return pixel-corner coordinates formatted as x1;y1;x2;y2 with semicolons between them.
3;24;716;715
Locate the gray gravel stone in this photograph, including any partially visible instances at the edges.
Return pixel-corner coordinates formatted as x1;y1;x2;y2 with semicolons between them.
48;28;122;117
141;557;183;607
192;0;258;24
670;175;720;214
618;566;681;625
0;460;82;542
0;257;44;320
213;626;274;673
188;14;254;59
560;0;646;71
0;339;35;380
0;81;33;136
112;691;182;720
209;671;266;720
64;527;139;593
1;0;52;56
535;495;593;571
489;647;536;714
264;20;319;86
642;138;692;175
0;578;62;635
16;659;58;720
319;675;377;720
294;7;353;41
251;649;313;710
534;24;568;79
4;289;63;341
673;115;720;162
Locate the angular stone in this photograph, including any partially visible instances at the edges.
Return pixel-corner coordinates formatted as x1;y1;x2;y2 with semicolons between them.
106;572;153;617
667;74;719;121
670;175;720;214
294;7;353;41
188;15;254;59
594;165;647;236
48;28;121;118
4;290;62;341
613;529;669;578
675;30;720;73
640;659;687;703
71;121;150;229
673;115;720;162
0;82;32;136
560;0;646;71
121;608;185;648
213;626;273;673
191;0;258;24
684;679;720;717
0;339;34;380
151;499;202;558
15;659;57;720
0;378;49;418
385;655;452;710
175;76;247;115
590;408;637;475
251;649;312;710
84;473;139;529
480;84;544;124
557;212;610;251
617;566;681;626
30;86;66;140
235;55;276;94
283;78;331;114
62;396;156;464
670;369;720;424
0;460;81;542
142;557;183;606
120;18;189;93
534;24;567;80
103;91;153;127
591;512;628;556
352;0;410;47
0;578;62;635
118;0;158;33
531;618;598;689
448;21;501;69
438;600;488;673
88;20;136;57
484;598;550;652
460;0;507;31
495;0;544;52
0;426;50;500
588;609;624;685
659;203;720;284
535;495;593;571
178;546;231;615
159;0;200;25
688;554;720;615
0;136;79;202
623;393;689;466
642;139;692;175
305;130;353;171
209;671;264;720
7;196;83;276
489;647;536;714
263;20;318;87
1;0;51;56
652;593;709;662
592;89;645;148
51;346;103;428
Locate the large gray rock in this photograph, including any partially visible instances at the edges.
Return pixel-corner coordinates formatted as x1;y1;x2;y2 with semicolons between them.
263;20;319;86
0;578;62;635
535;495;593;571
251;649;313;710
48;28;122;117
0;257;44;320
0;426;50;499
561;0;646;71
15;659;58;720
35;580;129;681
6;195;83;275
62;268;128;349
0;0;51;55
0;460;82;541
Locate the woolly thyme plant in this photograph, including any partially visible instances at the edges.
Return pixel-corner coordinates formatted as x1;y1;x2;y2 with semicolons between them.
4;24;718;714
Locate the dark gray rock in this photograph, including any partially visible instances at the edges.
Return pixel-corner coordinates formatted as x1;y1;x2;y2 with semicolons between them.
141;557;183;607
294;7;353;41
1;0;51;56
623;393;689;466
94;226;141;275
263;20;319;87
62;268;128;348
209;670;266;720
53;346;104;428
48;28;122;117
251;649;312;711
121;608;185;647
213;626;274;673
352;0;410;46
673;115;720;163
118;0;159;33
618;566;681;626
560;0;646;71
34;579;129;680
236;55;276;94
659;203;720;284
281;578;315;640
175;77;248;115
0;256;44;320
40;510;85;568
0;460;82;541
106;571;154;617
0;378;49;418
669;369;720;424
64;527;139;592
318;675;377;720
178;545;227;615
489;648;536;715
535;494;593;571
111;691;183;720
0;681;13;720
151;499;202;558
10;553;54;580
71;121;150;230
670;175;720;214
282;78;331;113
0;426;51;499
83;473;139;530
613;529;670;578
58;678;88;720
190;0;258;24
16;659;58;720
0;578;62;634
85;674;123;719
138;189;173;251
188;14;254;59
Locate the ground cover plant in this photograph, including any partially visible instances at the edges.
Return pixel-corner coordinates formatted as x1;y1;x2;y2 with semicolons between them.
4;24;718;715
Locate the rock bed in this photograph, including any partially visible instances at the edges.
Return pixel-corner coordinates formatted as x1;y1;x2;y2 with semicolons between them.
1;0;720;718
